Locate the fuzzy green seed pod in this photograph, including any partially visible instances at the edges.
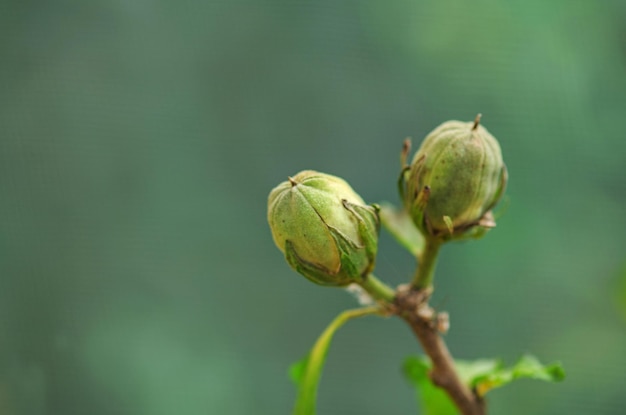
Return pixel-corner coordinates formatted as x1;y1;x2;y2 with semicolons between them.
404;115;507;239
268;170;379;286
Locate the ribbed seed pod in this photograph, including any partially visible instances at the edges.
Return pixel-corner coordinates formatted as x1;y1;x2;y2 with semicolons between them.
404;116;507;239
268;170;379;286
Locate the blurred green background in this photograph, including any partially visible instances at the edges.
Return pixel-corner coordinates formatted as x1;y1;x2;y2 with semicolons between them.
1;0;625;414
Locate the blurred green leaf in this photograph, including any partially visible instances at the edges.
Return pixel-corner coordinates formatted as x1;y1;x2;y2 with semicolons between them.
289;355;309;385
404;355;565;414
379;202;424;257
454;359;501;383
472;355;565;397
403;356;458;415
290;306;382;415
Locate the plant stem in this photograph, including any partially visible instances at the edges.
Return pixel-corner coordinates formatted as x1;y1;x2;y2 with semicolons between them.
395;287;485;415
411;236;442;289
358;239;483;414
295;306;383;415
359;274;396;303
404;315;486;415
404;234;485;414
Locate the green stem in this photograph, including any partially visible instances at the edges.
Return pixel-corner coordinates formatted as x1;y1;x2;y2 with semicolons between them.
294;306;382;415
359;274;396;303
412;236;442;289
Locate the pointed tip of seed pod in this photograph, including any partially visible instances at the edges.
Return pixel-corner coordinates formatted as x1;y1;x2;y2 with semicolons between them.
402;138;411;154
400;138;412;168
472;113;482;130
288;176;298;187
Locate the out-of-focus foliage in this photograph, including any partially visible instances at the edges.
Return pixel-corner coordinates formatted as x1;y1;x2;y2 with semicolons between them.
404;355;564;414
379;202;424;257
403;356;459;415
1;0;625;414
290;307;381;415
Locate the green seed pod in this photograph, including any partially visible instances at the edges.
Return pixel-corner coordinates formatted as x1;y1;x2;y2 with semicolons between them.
404;115;507;239
268;170;379;286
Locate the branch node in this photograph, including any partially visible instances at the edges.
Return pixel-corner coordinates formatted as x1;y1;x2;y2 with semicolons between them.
394;284;485;415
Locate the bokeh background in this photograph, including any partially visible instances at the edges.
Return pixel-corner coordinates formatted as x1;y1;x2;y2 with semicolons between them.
1;0;625;414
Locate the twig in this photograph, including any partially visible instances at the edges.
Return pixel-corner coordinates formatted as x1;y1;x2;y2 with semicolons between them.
411;236;442;289
394;285;486;415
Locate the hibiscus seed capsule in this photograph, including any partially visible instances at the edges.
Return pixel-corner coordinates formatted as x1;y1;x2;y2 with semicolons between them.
268;170;380;286
403;115;507;240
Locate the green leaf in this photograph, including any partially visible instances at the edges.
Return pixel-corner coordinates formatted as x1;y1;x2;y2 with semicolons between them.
403;356;458;415
290;306;382;415
289;355;309;384
403;355;565;414
455;359;501;383
378;202;424;257
472;355;565;397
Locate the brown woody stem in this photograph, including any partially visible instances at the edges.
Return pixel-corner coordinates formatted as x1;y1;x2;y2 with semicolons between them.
394;286;486;415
